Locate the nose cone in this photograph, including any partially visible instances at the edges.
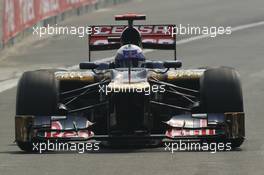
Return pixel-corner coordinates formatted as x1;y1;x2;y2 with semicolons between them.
108;69;150;94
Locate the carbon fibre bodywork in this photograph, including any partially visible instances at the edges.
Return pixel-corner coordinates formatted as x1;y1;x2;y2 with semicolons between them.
15;14;245;150
15;69;245;144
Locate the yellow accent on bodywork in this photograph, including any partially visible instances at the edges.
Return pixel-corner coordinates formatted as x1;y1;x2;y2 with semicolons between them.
15;116;34;142
167;70;205;81
55;71;95;82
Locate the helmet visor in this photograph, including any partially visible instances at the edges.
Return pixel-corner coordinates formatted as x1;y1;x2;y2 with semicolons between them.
115;52;145;68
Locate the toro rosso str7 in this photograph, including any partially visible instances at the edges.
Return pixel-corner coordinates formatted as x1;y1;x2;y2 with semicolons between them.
15;14;245;152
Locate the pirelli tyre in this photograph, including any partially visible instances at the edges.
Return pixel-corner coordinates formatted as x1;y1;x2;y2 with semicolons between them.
16;70;60;151
200;67;244;148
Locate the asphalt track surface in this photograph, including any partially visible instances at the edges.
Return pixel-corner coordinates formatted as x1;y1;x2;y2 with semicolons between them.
1;0;264;174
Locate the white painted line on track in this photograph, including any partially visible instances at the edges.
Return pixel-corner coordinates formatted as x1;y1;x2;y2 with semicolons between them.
1;20;264;93
0;78;20;93
176;20;264;45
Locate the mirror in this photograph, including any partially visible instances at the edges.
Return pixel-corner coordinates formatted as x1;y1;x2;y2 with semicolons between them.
163;61;182;69
79;62;98;69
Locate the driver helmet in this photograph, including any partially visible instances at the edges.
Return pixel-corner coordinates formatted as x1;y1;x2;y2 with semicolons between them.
115;44;145;68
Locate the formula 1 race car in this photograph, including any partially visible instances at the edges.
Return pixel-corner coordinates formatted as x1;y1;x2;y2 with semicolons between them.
15;14;245;152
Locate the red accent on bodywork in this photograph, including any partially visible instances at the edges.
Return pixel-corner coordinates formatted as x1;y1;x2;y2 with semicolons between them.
45;121;94;139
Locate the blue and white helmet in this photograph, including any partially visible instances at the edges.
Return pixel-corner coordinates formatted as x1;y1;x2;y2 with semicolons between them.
115;44;145;68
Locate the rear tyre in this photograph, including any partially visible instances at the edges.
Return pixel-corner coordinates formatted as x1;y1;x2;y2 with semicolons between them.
200;67;244;148
16;70;59;152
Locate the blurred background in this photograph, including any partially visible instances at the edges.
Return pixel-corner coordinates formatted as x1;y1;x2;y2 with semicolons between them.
0;0;264;175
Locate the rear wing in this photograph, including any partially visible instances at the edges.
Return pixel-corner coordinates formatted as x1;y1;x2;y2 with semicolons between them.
88;25;176;61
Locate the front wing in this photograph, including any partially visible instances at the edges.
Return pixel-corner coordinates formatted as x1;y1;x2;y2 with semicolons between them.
15;112;245;143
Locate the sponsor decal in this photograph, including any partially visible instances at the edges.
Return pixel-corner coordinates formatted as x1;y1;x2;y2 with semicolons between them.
93;25;173;35
3;0;97;43
165;118;208;128
89;25;175;45
45;120;94;139
165;128;216;137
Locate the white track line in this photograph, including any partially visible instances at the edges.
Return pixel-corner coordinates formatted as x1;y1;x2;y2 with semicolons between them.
177;20;264;45
1;20;264;93
0;78;20;93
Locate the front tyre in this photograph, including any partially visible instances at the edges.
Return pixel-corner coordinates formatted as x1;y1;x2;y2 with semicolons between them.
16;70;59;152
200;67;244;148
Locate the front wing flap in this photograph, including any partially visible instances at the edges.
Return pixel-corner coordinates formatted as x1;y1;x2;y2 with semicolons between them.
15;112;245;143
